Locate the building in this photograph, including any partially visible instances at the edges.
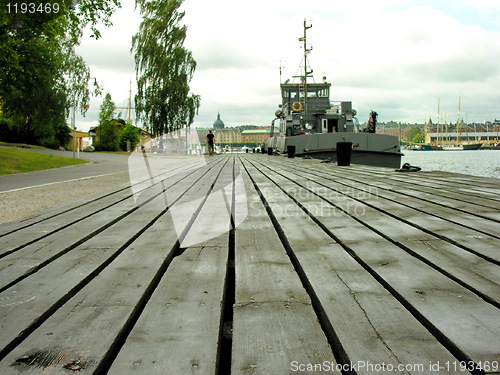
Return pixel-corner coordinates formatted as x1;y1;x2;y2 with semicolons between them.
215;127;242;144
241;128;279;145
67;129;92;151
213;113;225;129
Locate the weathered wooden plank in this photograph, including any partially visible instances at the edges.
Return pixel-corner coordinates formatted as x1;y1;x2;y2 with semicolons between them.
268;155;500;218
0;211;181;374
329;166;500;218
266;156;500;236
353;164;500;199
0;159;228;357
231;162;337;373
256;157;500;297
0;158;227;291
0;157;232;374
0;198;174;360
0;157;203;252
181;159;235;248
290;161;500;238
232;302;337;375
107;244;228;375
288;162;500;269
242;154;500;369
105;161;235;374
240;157;469;374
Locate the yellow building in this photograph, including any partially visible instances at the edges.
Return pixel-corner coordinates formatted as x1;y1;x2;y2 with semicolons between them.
241;128;279;144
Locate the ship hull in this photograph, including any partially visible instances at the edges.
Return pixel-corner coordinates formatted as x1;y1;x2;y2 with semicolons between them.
269;132;403;168
462;143;482;150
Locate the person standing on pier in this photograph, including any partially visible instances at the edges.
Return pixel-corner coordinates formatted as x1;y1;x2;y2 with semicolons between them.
206;129;215;156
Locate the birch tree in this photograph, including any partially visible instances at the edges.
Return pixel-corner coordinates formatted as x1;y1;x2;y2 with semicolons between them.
133;0;200;137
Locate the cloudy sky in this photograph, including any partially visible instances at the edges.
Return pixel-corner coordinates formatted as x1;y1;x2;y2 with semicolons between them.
75;0;500;131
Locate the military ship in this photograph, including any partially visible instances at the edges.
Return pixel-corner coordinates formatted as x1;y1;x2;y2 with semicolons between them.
268;21;402;168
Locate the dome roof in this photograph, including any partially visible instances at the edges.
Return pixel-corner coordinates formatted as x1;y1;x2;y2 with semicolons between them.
213;113;225;129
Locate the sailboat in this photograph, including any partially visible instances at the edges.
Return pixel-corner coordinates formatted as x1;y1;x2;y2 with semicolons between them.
457;97;482;150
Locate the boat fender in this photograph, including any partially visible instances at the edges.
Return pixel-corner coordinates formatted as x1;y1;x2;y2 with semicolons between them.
291;102;303;112
395;163;421;172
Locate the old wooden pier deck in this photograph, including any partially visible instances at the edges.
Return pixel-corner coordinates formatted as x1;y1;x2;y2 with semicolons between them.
0;153;499;375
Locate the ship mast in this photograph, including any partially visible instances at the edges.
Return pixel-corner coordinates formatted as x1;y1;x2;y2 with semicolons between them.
301;20;313;113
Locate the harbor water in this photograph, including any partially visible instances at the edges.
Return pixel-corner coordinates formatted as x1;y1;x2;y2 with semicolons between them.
401;150;500;179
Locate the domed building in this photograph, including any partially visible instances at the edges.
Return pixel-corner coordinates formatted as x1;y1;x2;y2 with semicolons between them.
213;112;225;129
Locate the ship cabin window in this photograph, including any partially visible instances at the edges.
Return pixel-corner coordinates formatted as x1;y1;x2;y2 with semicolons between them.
305;88;329;98
317;88;329;97
282;89;300;99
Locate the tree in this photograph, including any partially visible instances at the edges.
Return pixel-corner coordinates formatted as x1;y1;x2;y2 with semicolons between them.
119;121;140;151
411;133;426;144
99;93;116;126
95;93;119;151
406;127;423;143
133;0;200;138
0;0;121;146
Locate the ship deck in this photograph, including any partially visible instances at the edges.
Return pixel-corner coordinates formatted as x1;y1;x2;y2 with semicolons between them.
0;153;499;374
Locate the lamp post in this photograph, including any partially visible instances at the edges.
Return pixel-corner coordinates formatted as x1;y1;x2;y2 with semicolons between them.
73;104;77;158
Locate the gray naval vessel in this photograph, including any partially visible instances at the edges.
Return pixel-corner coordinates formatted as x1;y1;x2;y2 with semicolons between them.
268;21;403;168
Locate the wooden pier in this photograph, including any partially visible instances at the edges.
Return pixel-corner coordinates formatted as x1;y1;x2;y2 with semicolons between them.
0;153;499;374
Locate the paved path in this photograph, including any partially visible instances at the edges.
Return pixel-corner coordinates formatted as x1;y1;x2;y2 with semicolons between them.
0;149;130;192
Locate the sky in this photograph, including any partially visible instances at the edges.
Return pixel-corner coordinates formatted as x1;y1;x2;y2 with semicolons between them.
75;0;500;132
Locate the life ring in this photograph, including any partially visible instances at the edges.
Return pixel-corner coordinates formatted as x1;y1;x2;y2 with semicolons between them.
291;101;303;112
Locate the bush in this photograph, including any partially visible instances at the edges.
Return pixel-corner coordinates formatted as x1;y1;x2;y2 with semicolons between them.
39;136;60;149
119;122;140;151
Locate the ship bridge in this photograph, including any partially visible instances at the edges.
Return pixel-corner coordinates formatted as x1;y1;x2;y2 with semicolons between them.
280;82;332;115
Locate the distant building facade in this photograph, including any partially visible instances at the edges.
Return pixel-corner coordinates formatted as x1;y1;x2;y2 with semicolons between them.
241;128;279;144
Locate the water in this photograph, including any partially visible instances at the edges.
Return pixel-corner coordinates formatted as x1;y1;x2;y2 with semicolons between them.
401;150;500;179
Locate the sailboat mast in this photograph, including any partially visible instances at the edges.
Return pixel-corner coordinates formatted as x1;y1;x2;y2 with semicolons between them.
437;97;440;144
457;95;461;143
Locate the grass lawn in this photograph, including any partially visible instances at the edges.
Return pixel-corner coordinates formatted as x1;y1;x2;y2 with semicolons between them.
0;147;89;176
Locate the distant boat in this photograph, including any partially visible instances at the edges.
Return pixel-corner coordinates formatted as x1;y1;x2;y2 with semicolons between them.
417;144;443;151
462;143;482;150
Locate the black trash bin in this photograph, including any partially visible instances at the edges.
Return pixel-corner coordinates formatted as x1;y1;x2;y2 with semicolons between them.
336;142;352;166
287;145;296;158
267;147;273;155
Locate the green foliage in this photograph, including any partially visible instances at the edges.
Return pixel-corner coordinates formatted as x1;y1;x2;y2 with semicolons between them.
133;0;200;137
119;122;140;151
0;0;121;146
99;93;116;125
96;94;119;151
405;127;423;143
99;120;119;151
411;133;426;144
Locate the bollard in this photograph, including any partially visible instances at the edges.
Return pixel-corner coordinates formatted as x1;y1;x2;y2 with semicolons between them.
287;145;296;158
336;142;352;166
